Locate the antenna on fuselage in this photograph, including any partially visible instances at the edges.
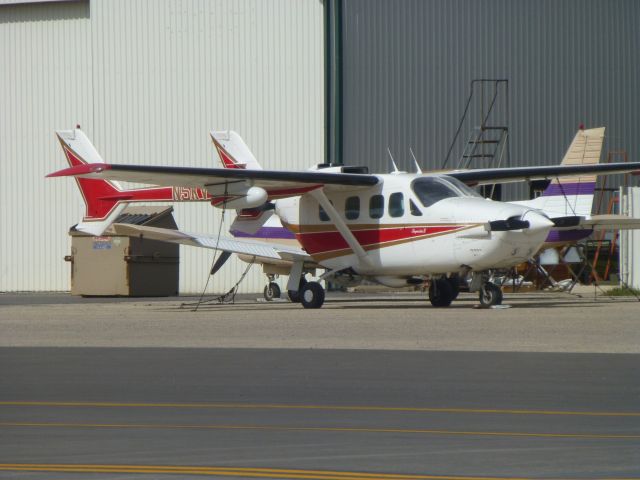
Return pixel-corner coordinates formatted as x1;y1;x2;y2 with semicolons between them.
409;147;422;174
387;148;401;174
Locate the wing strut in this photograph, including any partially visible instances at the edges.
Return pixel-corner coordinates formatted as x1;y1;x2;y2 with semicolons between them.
309;189;373;270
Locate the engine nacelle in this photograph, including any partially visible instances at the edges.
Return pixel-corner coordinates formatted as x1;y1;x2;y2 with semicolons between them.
210;186;268;210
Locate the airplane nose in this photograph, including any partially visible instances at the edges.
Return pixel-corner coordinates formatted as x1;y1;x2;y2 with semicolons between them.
521;210;555;235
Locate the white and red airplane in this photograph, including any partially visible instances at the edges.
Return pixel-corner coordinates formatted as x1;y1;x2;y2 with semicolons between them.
50;126;640;308
211;127;616;300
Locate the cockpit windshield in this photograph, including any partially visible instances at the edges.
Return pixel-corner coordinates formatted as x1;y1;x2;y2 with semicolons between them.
411;176;483;208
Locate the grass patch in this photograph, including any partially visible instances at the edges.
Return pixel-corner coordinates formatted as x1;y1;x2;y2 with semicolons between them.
604;286;640;296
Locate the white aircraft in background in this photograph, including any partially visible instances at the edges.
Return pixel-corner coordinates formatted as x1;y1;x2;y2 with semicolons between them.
51;126;640;308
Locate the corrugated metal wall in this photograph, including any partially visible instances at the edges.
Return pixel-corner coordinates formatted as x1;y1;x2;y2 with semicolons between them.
89;0;324;295
0;1;93;292
0;0;324;293
341;0;640;201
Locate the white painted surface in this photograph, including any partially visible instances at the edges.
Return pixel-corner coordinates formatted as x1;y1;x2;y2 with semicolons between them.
0;0;324;293
0;0;82;4
0;1;92;292
619;187;640;289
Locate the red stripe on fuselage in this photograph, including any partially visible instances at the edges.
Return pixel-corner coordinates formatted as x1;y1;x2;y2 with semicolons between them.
297;225;466;256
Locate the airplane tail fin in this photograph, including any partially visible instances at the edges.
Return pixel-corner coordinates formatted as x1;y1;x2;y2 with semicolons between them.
56;128;130;235
210;130;263;170
519;127;605;217
210;130;273;234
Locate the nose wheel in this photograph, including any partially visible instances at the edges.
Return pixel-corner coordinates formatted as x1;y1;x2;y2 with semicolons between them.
263;282;281;301
479;282;503;307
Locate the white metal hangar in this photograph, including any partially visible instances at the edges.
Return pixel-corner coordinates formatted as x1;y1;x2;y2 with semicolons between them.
0;0;324;294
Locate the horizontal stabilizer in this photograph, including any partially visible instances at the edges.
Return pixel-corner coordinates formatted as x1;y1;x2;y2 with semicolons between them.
110;224;311;262
76;203;128;236
231;209;275;235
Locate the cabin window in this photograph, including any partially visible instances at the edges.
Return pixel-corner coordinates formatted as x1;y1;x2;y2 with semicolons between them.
319;200;335;221
389;192;404;217
410;199;422;216
345;196;360;220
369;194;384;219
412;176;482;208
319;205;329;221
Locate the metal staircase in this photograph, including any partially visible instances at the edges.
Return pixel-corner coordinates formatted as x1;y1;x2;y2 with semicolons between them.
443;79;510;199
458;126;509;170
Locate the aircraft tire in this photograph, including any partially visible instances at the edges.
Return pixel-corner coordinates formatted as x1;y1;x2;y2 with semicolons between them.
300;281;325;309
429;278;454;307
287;278;307;303
479;283;503;306
263;282;281;301
446;275;461;300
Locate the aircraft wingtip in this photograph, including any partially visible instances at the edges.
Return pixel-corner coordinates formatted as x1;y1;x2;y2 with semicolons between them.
46;163;111;178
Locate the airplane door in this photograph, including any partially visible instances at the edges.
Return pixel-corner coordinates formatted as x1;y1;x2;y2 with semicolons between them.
409;197;456;272
437;207;459;270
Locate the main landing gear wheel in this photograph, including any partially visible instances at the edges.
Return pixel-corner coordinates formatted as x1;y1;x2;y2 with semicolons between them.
446;275;461;300
288;278;307;303
263;282;281;301
300;281;325;309
429;278;454;307
479;283;503;307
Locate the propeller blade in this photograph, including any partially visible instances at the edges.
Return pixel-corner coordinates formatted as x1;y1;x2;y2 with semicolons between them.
489;217;530;231
550;216;583;228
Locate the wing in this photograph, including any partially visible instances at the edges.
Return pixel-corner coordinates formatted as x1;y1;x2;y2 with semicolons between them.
446;163;640;186
109;223;313;263
548;214;640;231
48;163;379;200
581;214;640;230
48;158;640;194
